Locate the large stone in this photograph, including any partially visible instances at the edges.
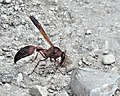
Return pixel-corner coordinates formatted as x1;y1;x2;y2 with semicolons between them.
70;68;120;96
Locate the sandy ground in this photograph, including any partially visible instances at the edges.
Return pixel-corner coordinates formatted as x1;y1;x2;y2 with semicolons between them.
0;0;120;96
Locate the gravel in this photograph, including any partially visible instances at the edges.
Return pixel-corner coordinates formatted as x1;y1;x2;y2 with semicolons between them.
0;0;120;96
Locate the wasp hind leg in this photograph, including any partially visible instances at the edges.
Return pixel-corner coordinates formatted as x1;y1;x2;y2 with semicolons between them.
28;58;48;75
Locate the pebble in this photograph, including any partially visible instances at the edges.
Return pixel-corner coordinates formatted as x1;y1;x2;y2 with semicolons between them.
0;49;4;55
1;14;8;22
16;73;23;83
2;47;10;52
102;54;115;65
5;52;12;58
0;56;5;60
0;82;2;85
82;56;93;66
85;29;92;35
50;7;55;11
2;24;9;29
14;6;20;11
78;60;82;66
111;66;119;74
48;88;54;93
102;40;109;55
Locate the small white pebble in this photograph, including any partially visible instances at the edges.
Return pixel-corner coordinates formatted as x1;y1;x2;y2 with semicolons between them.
2;24;9;29
14;6;19;11
85;30;92;35
17;73;23;83
0;82;2;85
102;54;115;65
78;60;82;66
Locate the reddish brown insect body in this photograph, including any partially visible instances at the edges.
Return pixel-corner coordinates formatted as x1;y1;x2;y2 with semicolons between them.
14;16;66;75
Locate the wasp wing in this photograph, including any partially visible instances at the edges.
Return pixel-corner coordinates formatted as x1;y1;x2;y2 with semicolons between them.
14;46;35;63
29;16;53;47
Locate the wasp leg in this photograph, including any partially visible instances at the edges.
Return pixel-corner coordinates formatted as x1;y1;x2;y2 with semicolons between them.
31;53;38;62
25;53;38;64
28;57;48;75
52;58;65;75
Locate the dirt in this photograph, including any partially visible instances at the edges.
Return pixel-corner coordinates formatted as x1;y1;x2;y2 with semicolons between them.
0;0;120;96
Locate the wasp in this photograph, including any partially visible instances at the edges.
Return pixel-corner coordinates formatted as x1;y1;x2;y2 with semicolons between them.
14;16;66;75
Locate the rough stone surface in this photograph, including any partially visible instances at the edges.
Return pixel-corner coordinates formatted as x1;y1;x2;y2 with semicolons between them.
70;68;120;96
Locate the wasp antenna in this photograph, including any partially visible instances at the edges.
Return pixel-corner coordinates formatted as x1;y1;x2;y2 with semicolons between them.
29;16;40;29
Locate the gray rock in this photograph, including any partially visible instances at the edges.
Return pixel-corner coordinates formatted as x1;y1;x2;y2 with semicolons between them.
29;85;48;96
70;68;120;96
0;74;14;84
102;54;115;65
